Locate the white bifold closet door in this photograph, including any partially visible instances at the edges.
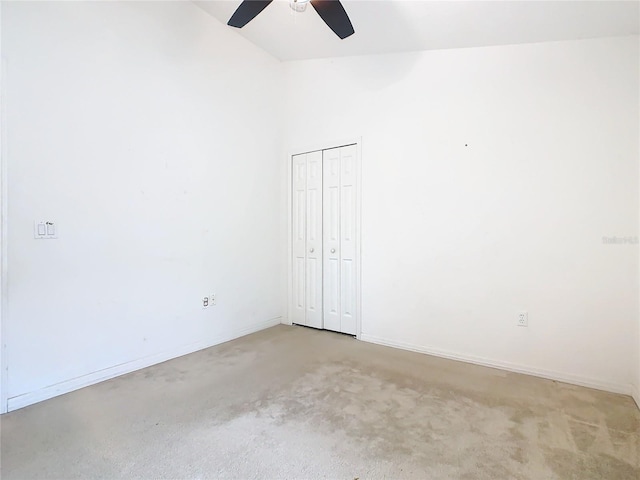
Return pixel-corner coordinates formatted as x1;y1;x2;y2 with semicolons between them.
322;145;357;335
292;151;323;329
291;144;358;335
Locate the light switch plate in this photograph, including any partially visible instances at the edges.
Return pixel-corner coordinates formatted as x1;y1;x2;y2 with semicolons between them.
34;221;57;239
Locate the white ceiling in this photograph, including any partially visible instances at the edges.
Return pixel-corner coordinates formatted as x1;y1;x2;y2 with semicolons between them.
195;0;640;61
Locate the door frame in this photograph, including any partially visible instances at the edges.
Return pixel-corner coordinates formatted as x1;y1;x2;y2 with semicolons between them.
285;137;363;339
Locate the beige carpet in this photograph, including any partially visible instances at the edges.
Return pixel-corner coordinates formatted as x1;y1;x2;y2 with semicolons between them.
1;325;638;479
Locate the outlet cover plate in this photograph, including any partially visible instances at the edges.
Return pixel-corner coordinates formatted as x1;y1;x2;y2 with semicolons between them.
518;311;528;327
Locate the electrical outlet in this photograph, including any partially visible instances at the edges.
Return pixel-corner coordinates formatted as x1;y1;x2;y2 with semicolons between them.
203;297;209;308
210;293;216;306
517;311;528;327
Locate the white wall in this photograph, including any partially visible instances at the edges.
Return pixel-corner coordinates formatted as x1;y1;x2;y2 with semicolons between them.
637;146;640;408
284;36;640;395
3;2;638;411
2;1;284;409
0;2;6;412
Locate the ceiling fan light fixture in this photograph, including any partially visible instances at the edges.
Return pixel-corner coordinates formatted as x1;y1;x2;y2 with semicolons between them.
289;0;310;13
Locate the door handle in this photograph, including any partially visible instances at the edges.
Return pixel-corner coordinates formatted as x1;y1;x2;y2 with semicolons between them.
330;248;336;254
309;247;314;253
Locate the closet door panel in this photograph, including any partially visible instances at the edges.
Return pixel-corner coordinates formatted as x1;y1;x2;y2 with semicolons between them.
291;154;307;325
305;151;324;329
340;145;358;335
323;148;341;332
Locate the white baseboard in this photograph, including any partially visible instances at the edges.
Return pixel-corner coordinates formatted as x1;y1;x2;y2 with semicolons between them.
360;333;633;397
7;316;282;412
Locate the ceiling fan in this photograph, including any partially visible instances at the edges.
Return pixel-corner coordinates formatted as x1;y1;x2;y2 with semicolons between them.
227;0;355;39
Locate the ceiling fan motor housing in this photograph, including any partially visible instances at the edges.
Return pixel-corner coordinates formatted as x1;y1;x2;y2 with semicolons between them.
228;0;355;39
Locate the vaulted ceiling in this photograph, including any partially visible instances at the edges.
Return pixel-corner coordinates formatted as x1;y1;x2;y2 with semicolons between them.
195;0;639;61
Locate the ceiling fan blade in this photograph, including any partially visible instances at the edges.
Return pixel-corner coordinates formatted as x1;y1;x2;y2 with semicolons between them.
228;0;273;28
310;0;354;39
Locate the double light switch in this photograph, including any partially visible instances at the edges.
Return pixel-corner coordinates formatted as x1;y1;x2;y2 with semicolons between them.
34;221;57;239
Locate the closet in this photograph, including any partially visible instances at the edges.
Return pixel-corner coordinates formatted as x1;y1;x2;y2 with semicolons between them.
291;144;359;335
